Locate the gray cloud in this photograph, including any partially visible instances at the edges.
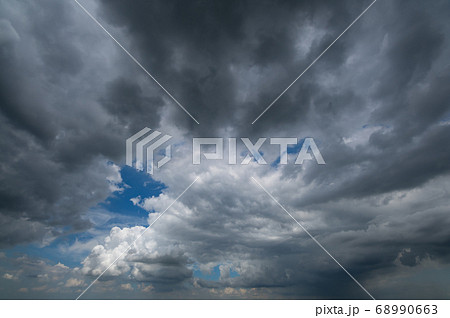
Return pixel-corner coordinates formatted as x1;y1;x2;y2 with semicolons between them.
0;0;131;247
1;0;450;299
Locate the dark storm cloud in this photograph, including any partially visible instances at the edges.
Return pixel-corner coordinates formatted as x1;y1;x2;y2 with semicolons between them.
0;0;129;247
271;0;450;206
95;0;371;134
99;77;164;132
1;0;450;300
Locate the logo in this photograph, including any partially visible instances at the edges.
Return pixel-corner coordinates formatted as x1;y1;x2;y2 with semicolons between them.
126;127;325;175
193;137;325;165
126;127;172;175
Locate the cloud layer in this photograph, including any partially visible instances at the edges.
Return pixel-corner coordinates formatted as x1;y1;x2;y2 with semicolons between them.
1;0;450;299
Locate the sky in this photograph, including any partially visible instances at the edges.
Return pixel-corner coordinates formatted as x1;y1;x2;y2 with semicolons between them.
0;0;450;299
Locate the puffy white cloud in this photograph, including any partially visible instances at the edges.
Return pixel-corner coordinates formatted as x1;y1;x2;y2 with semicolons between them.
107;163;125;193
3;273;15;280
120;283;133;291
77;150;450;298
65;278;85;288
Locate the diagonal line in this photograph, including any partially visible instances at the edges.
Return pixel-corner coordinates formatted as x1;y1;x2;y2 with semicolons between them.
76;176;200;300
251;177;376;300
252;0;377;124
72;0;200;125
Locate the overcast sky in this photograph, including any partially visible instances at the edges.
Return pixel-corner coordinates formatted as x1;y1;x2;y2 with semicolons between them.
1;0;450;299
